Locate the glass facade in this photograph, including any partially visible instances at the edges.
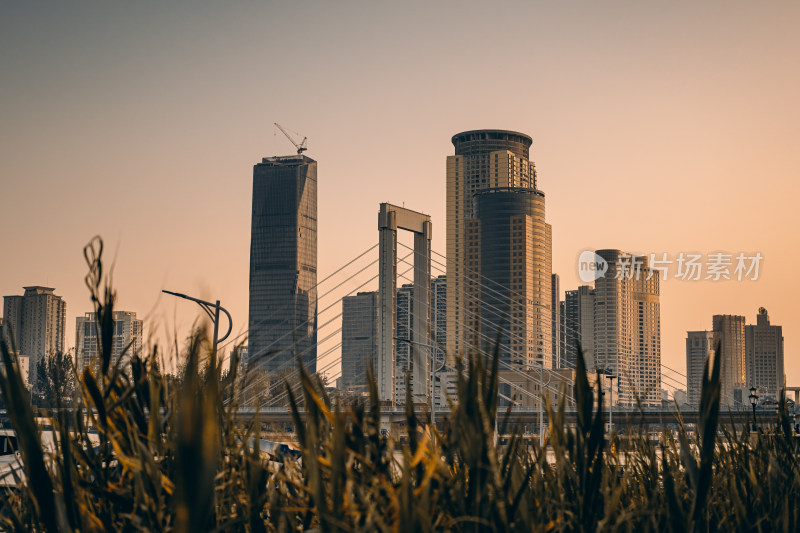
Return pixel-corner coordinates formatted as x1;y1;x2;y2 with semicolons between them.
248;155;317;375
468;187;552;369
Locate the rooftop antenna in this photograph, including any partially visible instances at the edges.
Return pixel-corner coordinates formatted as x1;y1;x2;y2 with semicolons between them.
274;123;308;154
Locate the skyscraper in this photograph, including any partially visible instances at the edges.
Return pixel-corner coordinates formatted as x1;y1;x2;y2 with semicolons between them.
563;285;595;370
430;274;447;405
563;288;578;368
465;188;553;369
712;314;746;407
2;286;66;386
248;154;317;376
551;273;560;368
686;330;716;407
339;291;379;392
446;130;552;368
75;311;143;372
745;307;784;400
430;275;447;351
593;250;661;406
559;301;567;367
395;284;414;402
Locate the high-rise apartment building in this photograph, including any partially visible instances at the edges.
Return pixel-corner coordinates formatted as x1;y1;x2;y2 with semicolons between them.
464;188;552;369
390;277;447;403
2;286;66;387
745;307;784;400
339;292;379;392
686;330;716;407
446;129;553;371
430;275;447;351
551;274;560;369
248;154;317;376
593;250;661;406
689;311;778;408
446;130;545;362
75;311;143;372
430;274;447;404
563;285;595;370
559;301;567;366
712;314;746;407
395;284;414;402
562;295;576;368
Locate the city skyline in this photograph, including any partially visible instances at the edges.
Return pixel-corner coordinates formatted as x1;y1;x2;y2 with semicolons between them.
1;2;798;385
686;308;785;408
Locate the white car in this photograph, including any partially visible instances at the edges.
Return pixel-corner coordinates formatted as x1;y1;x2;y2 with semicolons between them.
0;429;21;488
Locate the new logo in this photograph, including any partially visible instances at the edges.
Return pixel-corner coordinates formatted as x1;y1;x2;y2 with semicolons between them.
577;251;608;283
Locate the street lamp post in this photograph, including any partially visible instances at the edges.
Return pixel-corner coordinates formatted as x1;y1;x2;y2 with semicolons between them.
394;337;445;429
537;366;552;448
607;374;617;435
749;386;759;432
162;290;233;369
597;369;616;435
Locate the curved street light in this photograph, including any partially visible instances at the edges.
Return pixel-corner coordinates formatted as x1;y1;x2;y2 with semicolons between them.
162;290;232;369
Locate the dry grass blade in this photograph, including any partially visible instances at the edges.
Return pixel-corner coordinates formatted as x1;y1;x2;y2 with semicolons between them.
0;337;68;532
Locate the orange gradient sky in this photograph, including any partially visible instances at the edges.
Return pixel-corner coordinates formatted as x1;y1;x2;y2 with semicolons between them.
1;2;798;387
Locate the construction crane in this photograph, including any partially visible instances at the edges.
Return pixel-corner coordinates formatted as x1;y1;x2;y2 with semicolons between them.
274;123;308;154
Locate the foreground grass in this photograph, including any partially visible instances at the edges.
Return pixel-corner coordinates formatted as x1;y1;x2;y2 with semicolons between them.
1;240;799;531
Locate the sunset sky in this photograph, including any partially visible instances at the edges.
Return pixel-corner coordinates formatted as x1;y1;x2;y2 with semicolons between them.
2;1;798;388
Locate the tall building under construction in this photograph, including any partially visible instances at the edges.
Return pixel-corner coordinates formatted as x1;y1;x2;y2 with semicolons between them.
248;154;317;375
